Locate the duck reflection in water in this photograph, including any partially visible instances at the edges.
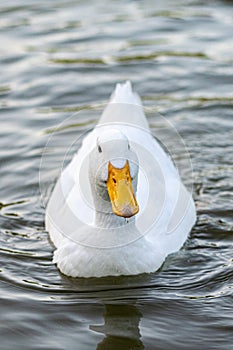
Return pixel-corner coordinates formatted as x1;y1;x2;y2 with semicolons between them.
90;303;144;350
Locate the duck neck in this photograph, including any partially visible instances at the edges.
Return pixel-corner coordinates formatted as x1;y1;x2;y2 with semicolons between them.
95;210;135;228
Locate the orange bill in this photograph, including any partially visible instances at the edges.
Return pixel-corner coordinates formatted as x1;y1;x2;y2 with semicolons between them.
107;160;139;218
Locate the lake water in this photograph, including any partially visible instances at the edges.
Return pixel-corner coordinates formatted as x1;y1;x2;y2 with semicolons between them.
0;0;233;349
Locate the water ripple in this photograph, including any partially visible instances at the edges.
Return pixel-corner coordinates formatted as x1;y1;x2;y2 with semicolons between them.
1;0;233;348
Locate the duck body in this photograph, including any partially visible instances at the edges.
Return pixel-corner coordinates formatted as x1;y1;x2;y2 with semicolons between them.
46;81;196;277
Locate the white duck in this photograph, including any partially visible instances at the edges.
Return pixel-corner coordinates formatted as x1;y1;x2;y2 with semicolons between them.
46;81;196;278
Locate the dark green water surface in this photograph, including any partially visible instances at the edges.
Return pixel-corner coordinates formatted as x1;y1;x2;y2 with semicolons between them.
0;1;233;349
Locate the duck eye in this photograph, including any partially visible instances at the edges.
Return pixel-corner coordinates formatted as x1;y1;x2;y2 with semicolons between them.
98;145;102;153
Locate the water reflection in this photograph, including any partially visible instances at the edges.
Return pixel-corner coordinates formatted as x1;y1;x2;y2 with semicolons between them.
90;303;144;350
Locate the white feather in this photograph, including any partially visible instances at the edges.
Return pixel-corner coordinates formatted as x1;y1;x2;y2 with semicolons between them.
46;81;196;277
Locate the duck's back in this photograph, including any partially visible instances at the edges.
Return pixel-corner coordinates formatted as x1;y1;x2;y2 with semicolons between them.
98;81;149;130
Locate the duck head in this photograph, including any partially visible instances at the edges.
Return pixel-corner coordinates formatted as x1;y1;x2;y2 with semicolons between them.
89;129;139;219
